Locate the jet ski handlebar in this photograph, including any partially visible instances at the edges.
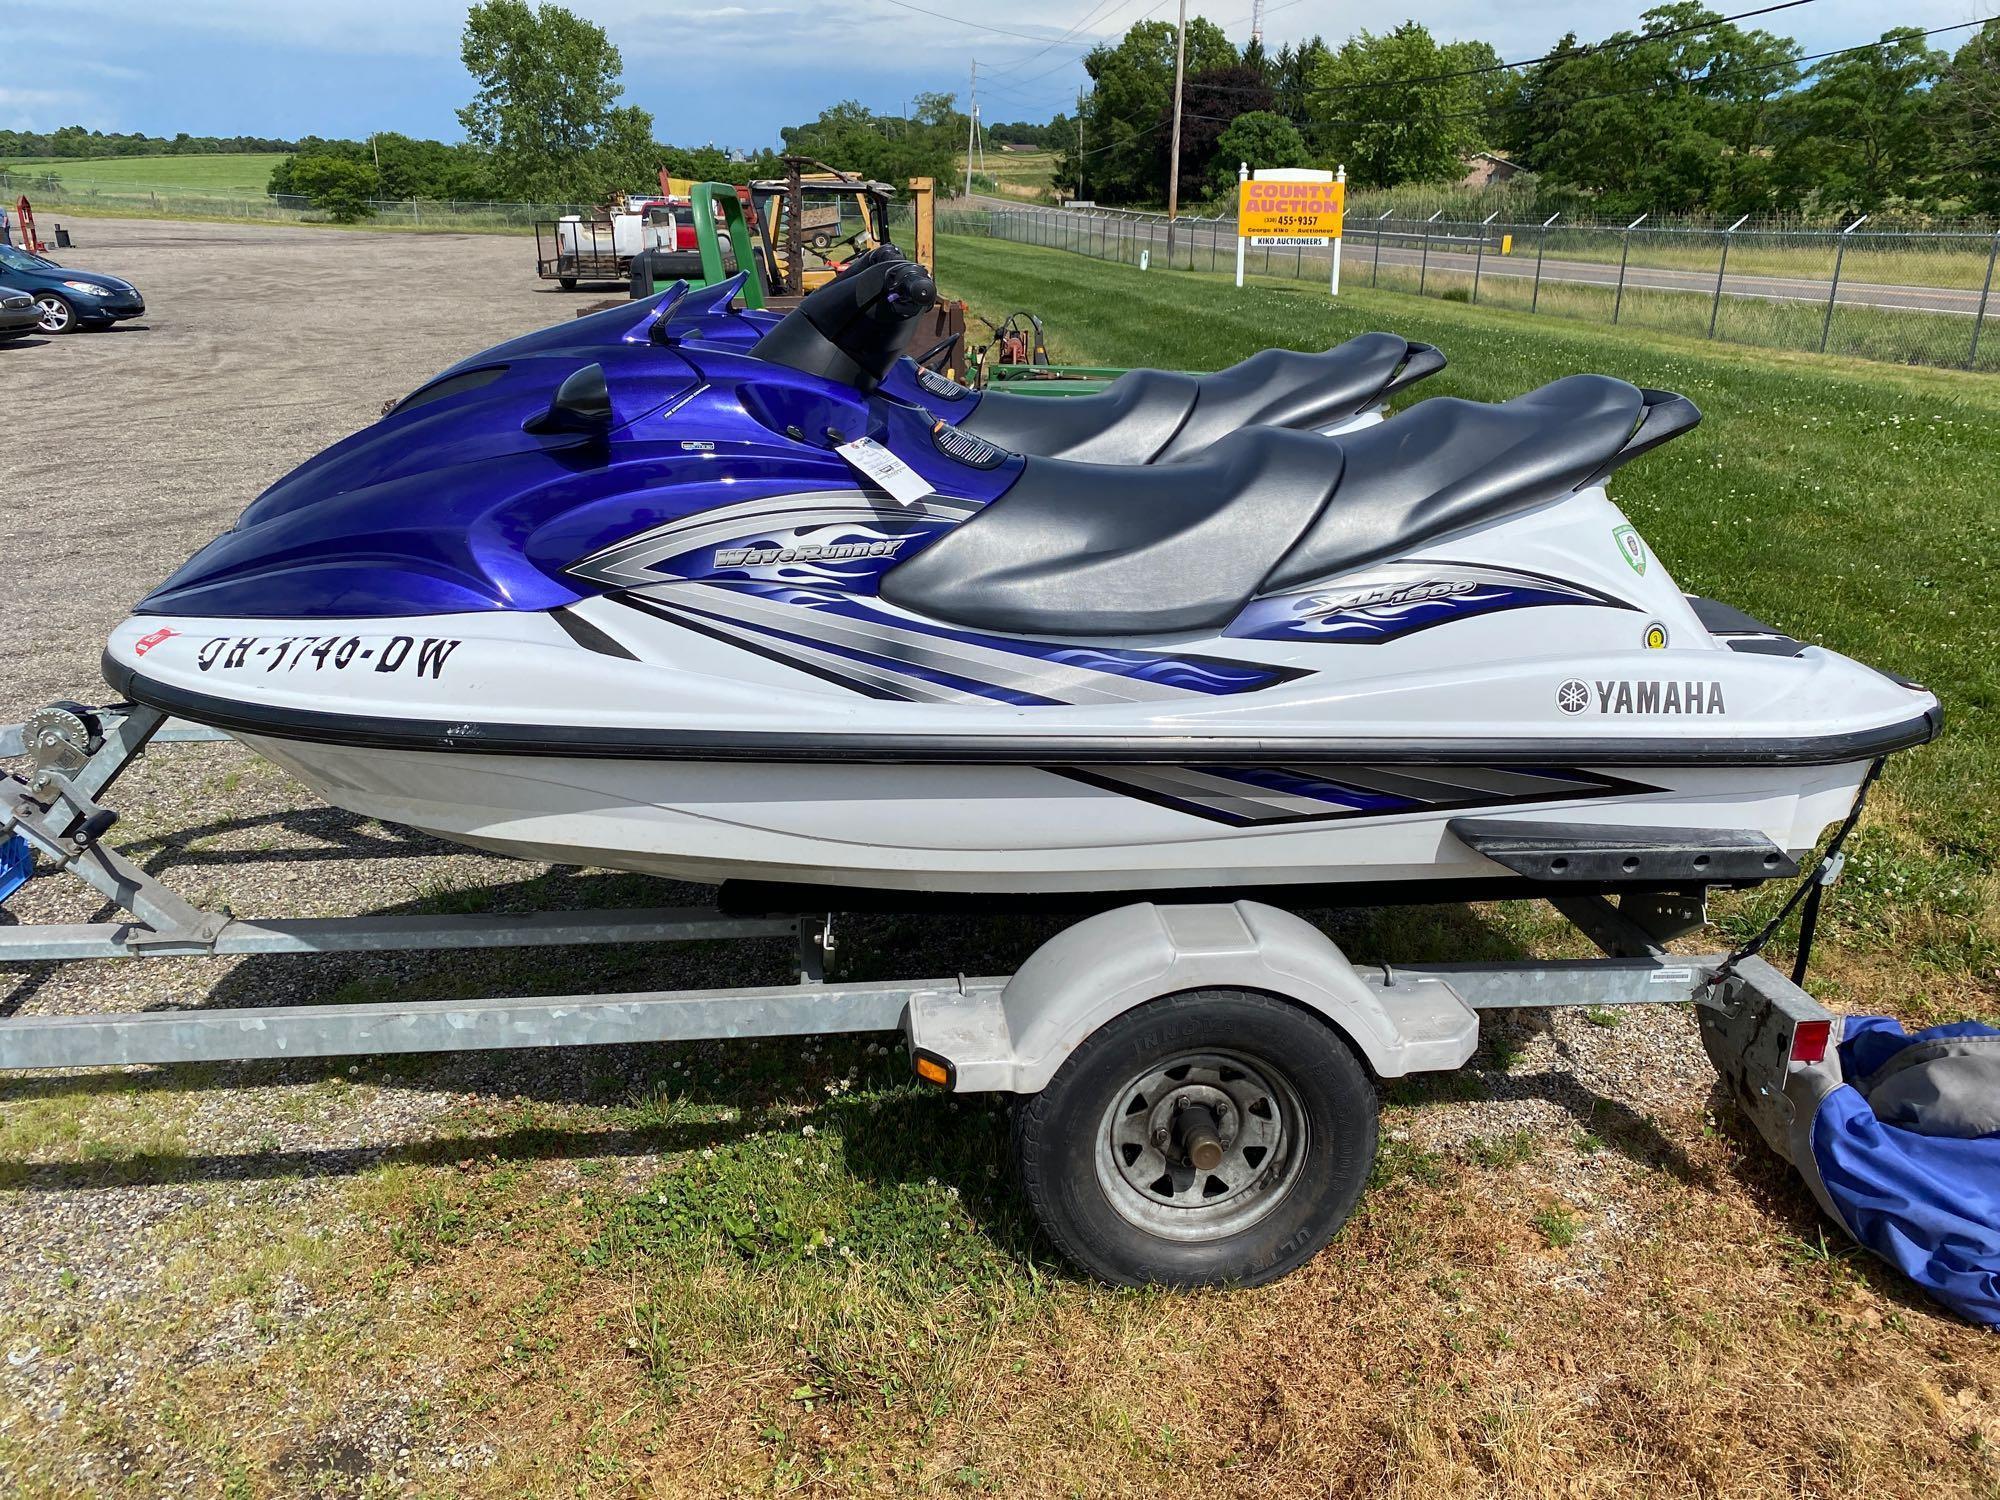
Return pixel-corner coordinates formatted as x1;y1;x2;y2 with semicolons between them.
748;246;938;393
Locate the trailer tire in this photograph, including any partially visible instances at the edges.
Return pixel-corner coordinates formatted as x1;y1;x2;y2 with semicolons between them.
1014;988;1377;1288
558;276;578;290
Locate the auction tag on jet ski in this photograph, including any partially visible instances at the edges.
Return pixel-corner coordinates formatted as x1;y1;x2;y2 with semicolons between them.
837;436;934;506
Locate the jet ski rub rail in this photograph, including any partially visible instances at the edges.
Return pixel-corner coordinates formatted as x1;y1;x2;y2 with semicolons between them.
97;657;1944;769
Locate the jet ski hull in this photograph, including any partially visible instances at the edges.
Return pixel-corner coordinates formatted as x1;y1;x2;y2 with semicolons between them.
224;731;1880;893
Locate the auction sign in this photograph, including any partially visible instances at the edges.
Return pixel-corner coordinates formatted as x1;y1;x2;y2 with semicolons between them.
1238;174;1345;247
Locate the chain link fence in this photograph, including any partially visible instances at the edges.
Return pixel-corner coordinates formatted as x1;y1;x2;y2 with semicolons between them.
943;204;2000;373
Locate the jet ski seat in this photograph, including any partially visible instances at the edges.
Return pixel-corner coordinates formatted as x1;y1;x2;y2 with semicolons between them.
884;425;1343;635
958;367;1201;466
953;333;1439;465
1261;374;1691;590
883;374;1700;637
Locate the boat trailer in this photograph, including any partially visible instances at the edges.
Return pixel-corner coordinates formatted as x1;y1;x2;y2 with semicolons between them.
1;702;1840;1284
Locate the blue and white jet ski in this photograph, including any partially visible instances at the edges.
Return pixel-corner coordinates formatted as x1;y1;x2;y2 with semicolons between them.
103;253;1941;898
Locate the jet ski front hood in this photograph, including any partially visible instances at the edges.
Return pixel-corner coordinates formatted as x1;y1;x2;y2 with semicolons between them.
136;345;704;619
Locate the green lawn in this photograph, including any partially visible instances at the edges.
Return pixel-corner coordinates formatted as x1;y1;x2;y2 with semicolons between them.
940;231;1999;1009
0;153;288;197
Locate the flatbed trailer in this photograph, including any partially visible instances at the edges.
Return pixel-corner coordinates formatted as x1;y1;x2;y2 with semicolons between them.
1;703;1840;1286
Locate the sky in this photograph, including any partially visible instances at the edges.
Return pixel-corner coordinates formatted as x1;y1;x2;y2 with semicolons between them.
5;0;1984;150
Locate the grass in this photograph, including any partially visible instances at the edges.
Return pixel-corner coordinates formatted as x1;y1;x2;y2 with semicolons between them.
965;148;1062;206
962;212;1997;371
1;153;290;197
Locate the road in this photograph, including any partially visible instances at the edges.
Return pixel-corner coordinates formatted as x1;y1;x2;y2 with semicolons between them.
965;195;1991;318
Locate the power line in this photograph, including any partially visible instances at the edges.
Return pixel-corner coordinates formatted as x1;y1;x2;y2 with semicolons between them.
984;0;1143;74
1178;16;1995;134
1302;0;1824;100
867;0;1078;44
1164;0;1827;108
993;0;1178;89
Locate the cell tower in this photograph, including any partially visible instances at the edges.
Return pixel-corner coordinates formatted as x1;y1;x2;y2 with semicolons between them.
1250;0;1264;46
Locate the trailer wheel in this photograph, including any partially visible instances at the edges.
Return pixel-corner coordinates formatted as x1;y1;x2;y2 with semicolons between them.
1014;989;1377;1288
558;276;578;291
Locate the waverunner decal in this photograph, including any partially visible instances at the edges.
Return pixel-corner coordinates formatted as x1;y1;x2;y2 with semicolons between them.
1226;561;1634;643
1055;764;1660;828
567;491;978;590
616;580;1301;706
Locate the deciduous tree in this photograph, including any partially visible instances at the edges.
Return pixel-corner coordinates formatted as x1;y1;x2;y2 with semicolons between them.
1206;112;1311;194
458;0;639;200
1311;23;1486;187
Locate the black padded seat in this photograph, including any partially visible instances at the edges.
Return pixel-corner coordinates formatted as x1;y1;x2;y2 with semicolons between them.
1260;374;1662;592
955;332;1439;465
960;368;1200;464
885;374;1700;639
881;426;1341;636
1155;333;1434;460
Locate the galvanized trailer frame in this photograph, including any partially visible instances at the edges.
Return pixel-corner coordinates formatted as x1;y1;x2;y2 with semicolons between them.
0;704;1832;1094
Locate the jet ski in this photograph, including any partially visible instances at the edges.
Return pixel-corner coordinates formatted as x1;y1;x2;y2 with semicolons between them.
658;261;1447;452
103;254;1941;899
489;252;1442;459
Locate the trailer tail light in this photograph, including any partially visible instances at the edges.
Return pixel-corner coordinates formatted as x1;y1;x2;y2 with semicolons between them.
1790;1019;1832;1065
912;1051;954;1089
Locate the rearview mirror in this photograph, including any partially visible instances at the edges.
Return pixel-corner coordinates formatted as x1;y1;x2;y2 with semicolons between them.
525;362;612;436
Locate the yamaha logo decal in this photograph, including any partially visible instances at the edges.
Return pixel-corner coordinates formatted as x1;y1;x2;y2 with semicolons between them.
1558;678;1727;715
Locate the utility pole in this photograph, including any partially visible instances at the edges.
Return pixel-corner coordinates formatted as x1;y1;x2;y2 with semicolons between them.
1076;88;1086;203
1166;0;1188;262
962;60;978;200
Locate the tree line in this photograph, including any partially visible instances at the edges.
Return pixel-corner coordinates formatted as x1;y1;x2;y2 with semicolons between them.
266;2;970;219
0;126;301;158
1057;5;2000;219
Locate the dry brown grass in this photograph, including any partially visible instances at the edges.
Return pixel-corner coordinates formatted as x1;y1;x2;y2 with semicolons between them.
161;1099;1986;1500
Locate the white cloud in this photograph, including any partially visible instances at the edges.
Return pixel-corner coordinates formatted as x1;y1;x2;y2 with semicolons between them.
0;86;115;132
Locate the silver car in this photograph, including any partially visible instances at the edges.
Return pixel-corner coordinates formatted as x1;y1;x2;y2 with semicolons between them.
0;286;36;342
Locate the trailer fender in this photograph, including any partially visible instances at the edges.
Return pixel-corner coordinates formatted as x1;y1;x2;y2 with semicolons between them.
922;901;1478;1094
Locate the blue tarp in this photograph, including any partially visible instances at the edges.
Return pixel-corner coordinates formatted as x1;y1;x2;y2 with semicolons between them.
0;833;30;905
1809;1017;2000;1327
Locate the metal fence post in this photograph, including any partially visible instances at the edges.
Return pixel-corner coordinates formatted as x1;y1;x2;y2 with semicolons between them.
1371;211;1389;287
1531;213;1557;312
1613;213;1647;324
1968;231;1999;369
1418;210;1442;295
1709;214;1748;339
1471;210;1498;303
1821;215;1867;354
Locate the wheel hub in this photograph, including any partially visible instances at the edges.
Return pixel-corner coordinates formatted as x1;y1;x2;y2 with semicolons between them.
1096;1050;1306;1242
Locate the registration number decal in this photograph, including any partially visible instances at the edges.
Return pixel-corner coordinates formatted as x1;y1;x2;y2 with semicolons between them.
194;634;463;679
